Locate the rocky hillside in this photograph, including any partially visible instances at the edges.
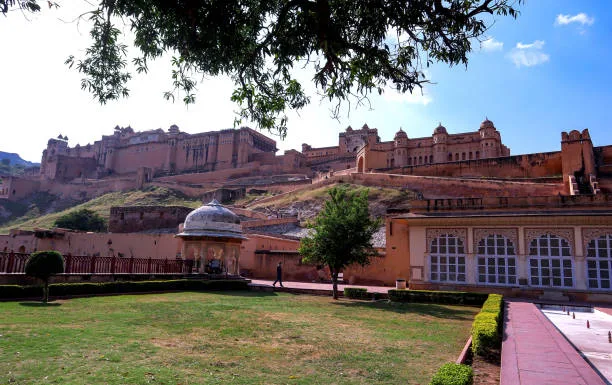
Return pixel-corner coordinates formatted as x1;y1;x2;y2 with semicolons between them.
0;182;417;234
0;151;39;175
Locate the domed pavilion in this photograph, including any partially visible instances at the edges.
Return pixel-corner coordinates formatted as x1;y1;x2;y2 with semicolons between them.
177;199;246;275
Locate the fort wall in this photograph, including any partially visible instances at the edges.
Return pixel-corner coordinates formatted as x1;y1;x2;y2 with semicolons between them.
108;206;194;233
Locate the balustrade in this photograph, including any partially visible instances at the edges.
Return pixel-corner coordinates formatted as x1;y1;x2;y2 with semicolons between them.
0;252;190;276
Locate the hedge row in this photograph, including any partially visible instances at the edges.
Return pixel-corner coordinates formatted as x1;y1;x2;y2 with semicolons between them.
471;294;503;356
429;363;473;385
388;289;488;306
0;279;249;300
343;287;370;299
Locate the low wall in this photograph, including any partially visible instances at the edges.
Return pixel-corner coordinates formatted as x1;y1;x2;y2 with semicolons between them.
384;151;563;179
336;172;564;198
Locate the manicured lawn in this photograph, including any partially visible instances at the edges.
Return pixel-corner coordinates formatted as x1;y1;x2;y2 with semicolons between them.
0;292;478;384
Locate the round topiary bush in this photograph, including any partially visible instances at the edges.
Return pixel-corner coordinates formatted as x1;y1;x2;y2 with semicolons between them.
25;251;65;303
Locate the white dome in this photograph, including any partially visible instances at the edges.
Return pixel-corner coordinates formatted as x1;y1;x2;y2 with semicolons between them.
177;199;246;239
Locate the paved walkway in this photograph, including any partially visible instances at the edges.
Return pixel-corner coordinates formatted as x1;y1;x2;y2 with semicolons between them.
501;301;608;385
249;279;392;294
543;308;612;383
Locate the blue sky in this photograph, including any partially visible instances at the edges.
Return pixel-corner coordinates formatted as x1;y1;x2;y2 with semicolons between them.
1;1;610;163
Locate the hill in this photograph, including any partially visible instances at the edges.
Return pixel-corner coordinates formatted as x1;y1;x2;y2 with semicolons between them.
0;186;202;234
0;151;39;176
0;183;417;234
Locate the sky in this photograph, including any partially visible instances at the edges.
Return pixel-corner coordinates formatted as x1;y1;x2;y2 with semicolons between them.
1;1;611;163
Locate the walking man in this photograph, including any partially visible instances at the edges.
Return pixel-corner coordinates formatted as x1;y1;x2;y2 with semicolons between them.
273;261;283;287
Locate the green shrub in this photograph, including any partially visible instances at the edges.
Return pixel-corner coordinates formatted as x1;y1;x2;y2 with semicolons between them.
25;251;65;303
471;294;504;356
54;209;106;232
344;287;370;299
471;313;498;355
0;279;249;300
388;289;488;306
430;363;473;385
480;294;503;322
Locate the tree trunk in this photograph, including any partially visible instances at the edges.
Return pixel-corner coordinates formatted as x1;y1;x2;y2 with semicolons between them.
43;279;49;303
331;269;338;300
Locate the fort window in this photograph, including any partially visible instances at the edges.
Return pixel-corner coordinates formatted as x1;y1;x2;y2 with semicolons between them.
389;221;393;236
462;153;466;160
586;234;612;289
528;234;573;288
448;153;452;161
477;235;517;286
429;234;466;283
476;151;480;159
120;212;124;220
140;212;144;220
455;153;459;161
418;156;422;164
469;152;473;160
429;155;433;163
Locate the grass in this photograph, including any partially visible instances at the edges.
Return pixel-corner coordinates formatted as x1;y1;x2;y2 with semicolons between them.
0;186;201;234
0;292;477;385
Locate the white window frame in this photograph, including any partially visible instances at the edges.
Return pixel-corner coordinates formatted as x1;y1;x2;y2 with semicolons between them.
586;234;612;290
476;234;517;286
528;234;574;288
429;234;466;283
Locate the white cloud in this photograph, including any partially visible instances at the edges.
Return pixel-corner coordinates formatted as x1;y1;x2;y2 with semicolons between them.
481;37;503;52
516;40;545;50
508;40;550;68
382;88;432;106
555;13;595;26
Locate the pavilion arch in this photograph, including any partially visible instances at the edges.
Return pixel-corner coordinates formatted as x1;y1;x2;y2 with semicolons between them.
429;234;466;283
528;234;574;288
586;234;612;290
357;156;365;173
475;234;517;286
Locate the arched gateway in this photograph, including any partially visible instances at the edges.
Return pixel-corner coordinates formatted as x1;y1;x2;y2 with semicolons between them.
176;199;247;275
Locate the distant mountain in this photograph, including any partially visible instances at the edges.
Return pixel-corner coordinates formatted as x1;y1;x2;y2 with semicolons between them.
0;151;39;168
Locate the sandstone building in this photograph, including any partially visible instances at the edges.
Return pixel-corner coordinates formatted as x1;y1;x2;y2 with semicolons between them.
39;125;280;181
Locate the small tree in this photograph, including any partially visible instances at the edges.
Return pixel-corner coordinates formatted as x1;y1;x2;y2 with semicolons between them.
54;209;106;232
299;186;381;299
24;251;65;303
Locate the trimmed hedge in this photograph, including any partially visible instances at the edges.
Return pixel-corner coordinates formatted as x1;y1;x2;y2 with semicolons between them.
430;363;473;385
471;294;504;356
388;289;488;306
344;287;370;299
0;279;249;300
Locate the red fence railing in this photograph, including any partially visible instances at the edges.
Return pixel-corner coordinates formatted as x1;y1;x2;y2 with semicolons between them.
0;252;194;275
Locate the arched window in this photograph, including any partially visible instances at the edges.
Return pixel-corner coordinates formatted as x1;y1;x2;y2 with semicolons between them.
476;151;480;159
455;153;459;161
418;156;422;164
586;234;612;289
477;235;517;286
528;234;573;288
430;234;466;283
448;153;452;161
429;155;433;163
462;153;466;160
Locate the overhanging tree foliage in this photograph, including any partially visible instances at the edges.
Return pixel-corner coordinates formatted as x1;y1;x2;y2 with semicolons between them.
24;250;65;303
299;186;381;299
2;1;522;137
54;209;106;232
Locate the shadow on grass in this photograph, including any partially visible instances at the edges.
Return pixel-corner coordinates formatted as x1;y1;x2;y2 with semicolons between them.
188;290;279;298
332;300;477;320
19;302;62;307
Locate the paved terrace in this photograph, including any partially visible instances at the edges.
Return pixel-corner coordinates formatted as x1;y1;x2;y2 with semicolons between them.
501;301;609;385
